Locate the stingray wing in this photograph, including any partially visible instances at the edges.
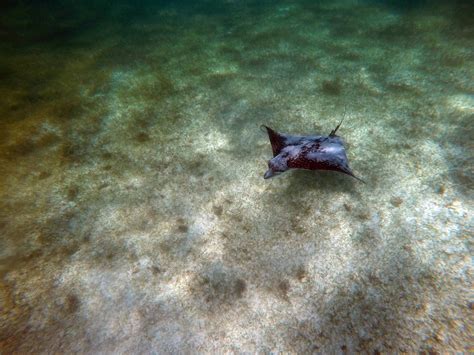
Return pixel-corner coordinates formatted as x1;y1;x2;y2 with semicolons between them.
287;151;350;172
286;139;363;181
262;126;312;157
262;125;286;156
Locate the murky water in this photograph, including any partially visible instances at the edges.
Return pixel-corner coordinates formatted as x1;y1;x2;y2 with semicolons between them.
0;0;472;352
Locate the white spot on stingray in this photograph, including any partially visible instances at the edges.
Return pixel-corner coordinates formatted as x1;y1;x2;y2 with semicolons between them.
283;145;303;158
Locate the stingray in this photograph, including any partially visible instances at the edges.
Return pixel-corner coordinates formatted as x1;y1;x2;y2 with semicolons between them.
262;120;364;182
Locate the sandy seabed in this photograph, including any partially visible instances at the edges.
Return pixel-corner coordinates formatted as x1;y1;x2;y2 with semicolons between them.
0;0;473;353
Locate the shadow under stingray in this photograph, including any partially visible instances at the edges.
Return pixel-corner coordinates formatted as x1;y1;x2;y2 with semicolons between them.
281;169;360;195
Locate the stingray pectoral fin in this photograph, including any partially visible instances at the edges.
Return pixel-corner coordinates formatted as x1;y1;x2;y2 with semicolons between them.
327;159;365;183
344;170;366;183
351;173;366;183
261;125;286;157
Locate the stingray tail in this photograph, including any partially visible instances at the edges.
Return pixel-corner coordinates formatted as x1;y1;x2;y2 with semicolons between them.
260;125;285;157
329;116;345;137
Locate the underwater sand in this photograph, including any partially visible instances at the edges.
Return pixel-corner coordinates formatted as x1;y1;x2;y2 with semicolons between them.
0;0;473;353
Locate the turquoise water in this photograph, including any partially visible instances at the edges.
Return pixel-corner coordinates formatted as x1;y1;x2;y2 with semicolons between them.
0;0;472;352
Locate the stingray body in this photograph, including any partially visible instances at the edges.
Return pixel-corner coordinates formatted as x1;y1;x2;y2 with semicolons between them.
262;122;364;182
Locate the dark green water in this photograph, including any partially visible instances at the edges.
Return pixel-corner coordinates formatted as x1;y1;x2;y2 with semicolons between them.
0;0;472;353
